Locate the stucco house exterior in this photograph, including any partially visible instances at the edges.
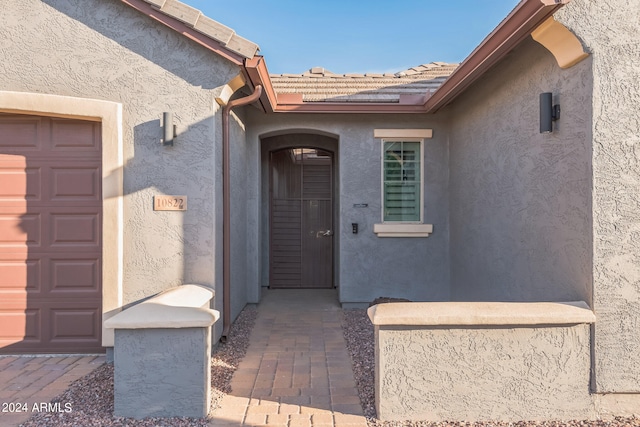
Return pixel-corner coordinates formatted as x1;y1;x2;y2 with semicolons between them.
1;0;639;420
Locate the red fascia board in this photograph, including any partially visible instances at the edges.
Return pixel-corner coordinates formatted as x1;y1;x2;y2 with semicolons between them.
244;56;277;113
273;90;428;114
121;0;245;66
274;103;428;114
424;0;569;113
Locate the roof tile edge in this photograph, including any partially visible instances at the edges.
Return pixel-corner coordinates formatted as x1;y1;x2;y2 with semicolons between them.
136;0;259;59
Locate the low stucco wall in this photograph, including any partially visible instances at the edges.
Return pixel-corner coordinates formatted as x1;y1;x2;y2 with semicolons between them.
369;302;597;422
105;285;218;418
113;328;212;418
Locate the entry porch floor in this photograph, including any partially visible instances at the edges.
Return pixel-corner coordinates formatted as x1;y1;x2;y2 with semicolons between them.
210;288;368;427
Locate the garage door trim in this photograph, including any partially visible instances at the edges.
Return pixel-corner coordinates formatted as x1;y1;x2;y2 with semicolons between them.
0;91;123;349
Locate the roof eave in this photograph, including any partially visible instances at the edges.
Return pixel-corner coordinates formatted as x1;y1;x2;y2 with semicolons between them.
244;56;278;113
121;0;249;66
127;0;570;114
249;0;569;114
273;102;429;114
423;0;571;113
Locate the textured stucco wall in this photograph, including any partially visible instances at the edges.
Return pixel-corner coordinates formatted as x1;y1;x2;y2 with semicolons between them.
246;111;450;304
376;324;594;421
1;0;239;338
448;37;592;303
555;1;640;393
114;328;211;418
229;108;250;321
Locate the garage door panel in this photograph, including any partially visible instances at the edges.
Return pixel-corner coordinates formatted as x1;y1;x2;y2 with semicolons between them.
50;256;100;293
49;307;100;341
50;212;100;248
0;309;41;343
0;212;41;249
0;117;40;152
50;119;100;153
50;166;100;202
0;163;42;204
0;258;40;292
0;254;100;295
0;210;101;253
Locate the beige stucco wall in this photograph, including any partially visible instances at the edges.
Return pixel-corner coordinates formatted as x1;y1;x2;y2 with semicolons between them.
1;0;239;344
554;0;640;394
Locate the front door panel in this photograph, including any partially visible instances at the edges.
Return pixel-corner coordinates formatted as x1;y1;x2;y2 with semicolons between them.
270;148;333;288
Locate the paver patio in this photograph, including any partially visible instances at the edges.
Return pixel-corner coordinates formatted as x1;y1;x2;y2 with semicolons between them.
210;289;367;427
0;354;105;427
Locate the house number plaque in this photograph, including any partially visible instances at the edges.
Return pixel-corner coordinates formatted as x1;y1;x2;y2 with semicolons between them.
154;195;187;211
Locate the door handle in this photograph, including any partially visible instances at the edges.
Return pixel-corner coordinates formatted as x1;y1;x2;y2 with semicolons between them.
316;230;334;237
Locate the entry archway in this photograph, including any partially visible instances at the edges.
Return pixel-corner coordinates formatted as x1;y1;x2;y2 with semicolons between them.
261;132;338;289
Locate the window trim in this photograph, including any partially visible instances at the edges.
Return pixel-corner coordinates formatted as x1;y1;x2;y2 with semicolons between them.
374;129;433;237
380;138;424;223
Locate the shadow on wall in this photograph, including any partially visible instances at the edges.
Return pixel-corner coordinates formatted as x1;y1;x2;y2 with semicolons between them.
41;0;225;89
0;109;226;354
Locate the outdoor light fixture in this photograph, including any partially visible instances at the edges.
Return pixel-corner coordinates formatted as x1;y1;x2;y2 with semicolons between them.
540;92;560;134
162;112;177;146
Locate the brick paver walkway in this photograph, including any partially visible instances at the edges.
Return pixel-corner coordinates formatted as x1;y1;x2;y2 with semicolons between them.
0;354;105;426
210;289;367;427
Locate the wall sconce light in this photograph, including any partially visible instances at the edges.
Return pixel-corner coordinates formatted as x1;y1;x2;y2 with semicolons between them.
540;92;560;134
162;112;177;146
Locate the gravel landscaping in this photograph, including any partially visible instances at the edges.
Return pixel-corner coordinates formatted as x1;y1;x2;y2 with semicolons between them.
20;305;257;427
341;308;640;427
16;304;640;427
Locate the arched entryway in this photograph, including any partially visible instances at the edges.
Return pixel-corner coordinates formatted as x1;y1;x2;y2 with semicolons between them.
261;132;338;289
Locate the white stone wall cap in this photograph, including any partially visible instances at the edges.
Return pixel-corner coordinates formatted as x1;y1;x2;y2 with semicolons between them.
105;305;220;329
150;284;214;308
104;284;218;329
367;301;596;326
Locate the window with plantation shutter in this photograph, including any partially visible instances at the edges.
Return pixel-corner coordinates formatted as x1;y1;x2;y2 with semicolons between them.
373;129;433;237
383;141;421;222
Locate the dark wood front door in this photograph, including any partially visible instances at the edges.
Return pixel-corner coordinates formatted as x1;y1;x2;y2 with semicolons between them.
270;148;333;288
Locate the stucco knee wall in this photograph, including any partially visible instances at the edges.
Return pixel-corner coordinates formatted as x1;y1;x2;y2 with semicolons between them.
113;327;212;418
375;325;595;421
369;302;598;422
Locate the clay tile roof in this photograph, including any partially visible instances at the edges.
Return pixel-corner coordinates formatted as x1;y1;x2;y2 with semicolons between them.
138;0;259;59
270;63;458;103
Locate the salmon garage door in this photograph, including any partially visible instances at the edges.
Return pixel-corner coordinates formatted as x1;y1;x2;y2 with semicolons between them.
0;113;103;354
